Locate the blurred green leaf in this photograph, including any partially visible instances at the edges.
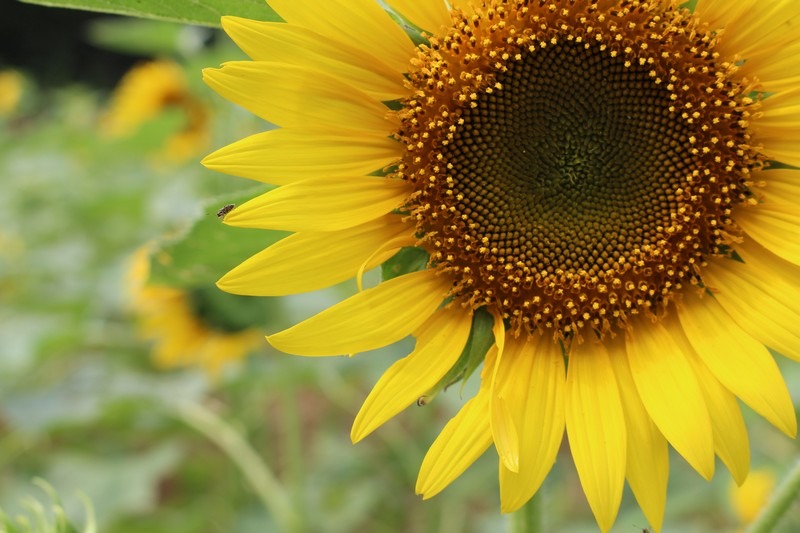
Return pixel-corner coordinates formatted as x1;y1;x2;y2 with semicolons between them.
44;444;182;528
20;0;281;28
86;18;207;57
149;189;289;288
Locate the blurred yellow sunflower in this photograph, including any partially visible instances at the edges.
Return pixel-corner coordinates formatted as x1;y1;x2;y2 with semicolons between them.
0;69;24;115
729;467;776;527
103;60;210;162
203;1;800;530
128;247;264;377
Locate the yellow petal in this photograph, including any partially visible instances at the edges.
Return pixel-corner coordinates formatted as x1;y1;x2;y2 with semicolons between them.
202;128;400;185
678;289;797;437
626;322;715;480
565;340;627;533
386;0;450;33
220;17;406;100
682;340;751;486
695;0;800;59
739;40;800;93
268;269;449;356
753;168;800;205
608;338;669;533
705;254;800;361
223;177;410;232
267;0;416;75
448;0;475;16
498;335;566;513
753;168;800;206
416;349;496;498
218;215;414;296
351;305;473;442
488;309;518;473
203;62;394;133
757;88;800;168
736;203;800;266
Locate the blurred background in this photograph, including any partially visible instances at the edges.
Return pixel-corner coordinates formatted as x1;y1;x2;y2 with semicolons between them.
0;2;798;531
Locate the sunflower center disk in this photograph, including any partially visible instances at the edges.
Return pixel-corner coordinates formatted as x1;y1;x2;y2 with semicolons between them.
396;1;761;339
445;42;687;278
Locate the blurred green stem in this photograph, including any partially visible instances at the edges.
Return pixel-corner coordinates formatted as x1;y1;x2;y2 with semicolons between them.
509;491;543;533
177;402;303;533
281;388;306;522
748;458;800;533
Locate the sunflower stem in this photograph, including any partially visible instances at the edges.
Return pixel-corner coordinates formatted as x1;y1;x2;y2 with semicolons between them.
509;491;544;533
748;458;800;533
177;401;303;533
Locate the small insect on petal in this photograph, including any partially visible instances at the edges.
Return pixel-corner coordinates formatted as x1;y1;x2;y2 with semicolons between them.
217;204;235;219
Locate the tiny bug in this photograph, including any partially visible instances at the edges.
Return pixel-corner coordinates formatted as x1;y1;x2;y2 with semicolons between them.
217;204;235;219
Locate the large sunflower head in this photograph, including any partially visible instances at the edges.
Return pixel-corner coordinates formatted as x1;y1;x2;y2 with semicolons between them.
203;1;800;531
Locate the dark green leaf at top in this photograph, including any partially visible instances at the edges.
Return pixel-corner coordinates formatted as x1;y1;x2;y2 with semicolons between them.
20;0;281;28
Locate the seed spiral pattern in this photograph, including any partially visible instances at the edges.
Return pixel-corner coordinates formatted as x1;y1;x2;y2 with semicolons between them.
395;0;762;339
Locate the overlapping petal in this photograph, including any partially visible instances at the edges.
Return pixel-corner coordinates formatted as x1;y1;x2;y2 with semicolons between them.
736;203;800;266
351;305;473;442
626;322;715;480
756;88;800;168
678;289;797;437
223;176;410;232
202;128;400;185
267;0;416;73
608;339;668;533
696;0;800;58
705;254;800;361
220;17;407;100
416;349;497;499
203;62;395;133
497;334;565;513
268;270;450;356
683;344;751;485
218;215;414;296
565;340;626;532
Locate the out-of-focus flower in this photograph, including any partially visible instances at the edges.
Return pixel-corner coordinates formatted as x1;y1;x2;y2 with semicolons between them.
729;468;776;527
0;69;24;115
103;60;209;161
128;247;264;377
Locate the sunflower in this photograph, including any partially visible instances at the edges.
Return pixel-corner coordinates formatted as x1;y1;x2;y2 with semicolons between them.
128;247;265;377
0;69;24;115
103;60;210;162
729;467;776;528
203;1;800;530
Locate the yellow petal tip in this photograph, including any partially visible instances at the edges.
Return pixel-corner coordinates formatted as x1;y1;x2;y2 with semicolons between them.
501;454;520;474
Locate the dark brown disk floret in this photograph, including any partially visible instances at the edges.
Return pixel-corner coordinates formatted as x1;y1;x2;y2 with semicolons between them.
394;0;762;340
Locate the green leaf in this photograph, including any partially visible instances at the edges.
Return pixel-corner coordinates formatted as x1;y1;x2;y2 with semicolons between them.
149;188;289;288
20;0;281;28
381;247;429;282
86;18;195;57
188;286;279;332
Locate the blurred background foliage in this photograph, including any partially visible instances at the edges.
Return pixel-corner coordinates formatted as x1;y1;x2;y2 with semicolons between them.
0;1;798;532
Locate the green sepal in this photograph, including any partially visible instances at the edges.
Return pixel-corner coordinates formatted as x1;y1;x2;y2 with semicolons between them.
188;286;277;332
149;187;289;288
20;0;281;28
420;307;494;404
381;246;429;282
